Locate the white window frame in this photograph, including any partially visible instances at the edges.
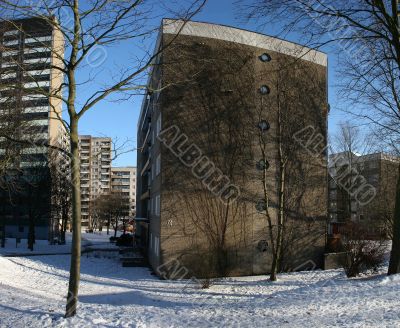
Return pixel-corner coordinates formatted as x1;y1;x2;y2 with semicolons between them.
3;39;19;46
155;195;160;216
23;57;51;64
154;236;159;256
156;114;161;136
1;62;17;68
22;94;47;101
24;81;50;88
2;50;19;57
149;233;153;250
4;30;19;36
24;69;51;76
156;154;161;176
1;72;17;79
24;36;52;44
24;47;49;54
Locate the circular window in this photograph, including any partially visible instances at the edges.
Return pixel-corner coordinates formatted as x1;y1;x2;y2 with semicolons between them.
257;240;268;252
255;200;267;212
259;85;270;95
259;53;271;62
258;120;270;131
256;159;270;171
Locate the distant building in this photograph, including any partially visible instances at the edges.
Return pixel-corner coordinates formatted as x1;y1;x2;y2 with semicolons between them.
136;20;328;278
0;17;66;240
328;152;399;240
78;135;112;228
111;167;137;217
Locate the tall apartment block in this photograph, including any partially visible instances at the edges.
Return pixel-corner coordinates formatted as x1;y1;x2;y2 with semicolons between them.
78;135;112;227
136;20;329;278
111;167;137;217
328;152;399;241
0;17;66;240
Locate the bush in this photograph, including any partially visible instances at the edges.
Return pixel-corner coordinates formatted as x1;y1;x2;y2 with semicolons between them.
341;223;386;277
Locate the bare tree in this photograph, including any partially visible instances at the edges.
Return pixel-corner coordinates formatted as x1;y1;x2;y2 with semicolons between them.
256;55;327;281
93;192;130;238
0;0;207;316
240;0;400;275
49;149;71;244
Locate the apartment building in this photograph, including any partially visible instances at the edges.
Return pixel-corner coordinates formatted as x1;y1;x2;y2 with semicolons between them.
136;20;328;278
78;135;112;228
328;152;399;240
0;17;66;240
111;167;137;217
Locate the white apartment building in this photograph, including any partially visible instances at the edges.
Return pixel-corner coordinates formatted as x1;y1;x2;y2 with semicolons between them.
111;167;137;217
78;135;112;228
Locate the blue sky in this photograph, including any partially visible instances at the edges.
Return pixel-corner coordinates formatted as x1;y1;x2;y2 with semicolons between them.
78;0;345;167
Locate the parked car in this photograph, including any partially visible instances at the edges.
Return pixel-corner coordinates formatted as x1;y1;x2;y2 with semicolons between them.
116;233;134;247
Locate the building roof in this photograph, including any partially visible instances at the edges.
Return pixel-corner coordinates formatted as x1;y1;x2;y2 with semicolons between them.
162;19;327;66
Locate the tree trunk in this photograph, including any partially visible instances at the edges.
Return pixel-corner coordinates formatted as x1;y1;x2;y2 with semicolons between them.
61;215;67;244
270;164;285;281
28;218;35;251
388;163;400;274
114;217;118;238
65;120;82;318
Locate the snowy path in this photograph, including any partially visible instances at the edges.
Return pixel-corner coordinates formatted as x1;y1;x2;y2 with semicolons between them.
0;253;399;327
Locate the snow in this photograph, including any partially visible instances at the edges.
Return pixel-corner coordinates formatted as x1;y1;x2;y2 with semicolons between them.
0;231;119;256
1;247;400;328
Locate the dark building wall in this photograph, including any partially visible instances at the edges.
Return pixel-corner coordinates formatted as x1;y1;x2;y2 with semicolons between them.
0;17;63;240
137;20;328;277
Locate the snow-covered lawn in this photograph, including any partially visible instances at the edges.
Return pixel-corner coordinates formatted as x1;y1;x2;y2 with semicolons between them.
0;231;119;256
0;251;399;328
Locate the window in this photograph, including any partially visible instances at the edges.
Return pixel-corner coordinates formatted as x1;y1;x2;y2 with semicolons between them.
156;114;162;136
259;85;270;95
256;159;269;171
258;120;270;131
3;39;19;46
4;30;19;36
23;57;51;64
259;53;271;62
24;36;52;44
156;154;161;176
256;200;267;212
149;233;152;249
151;162;155;181
155;195;160;216
154;236;159;256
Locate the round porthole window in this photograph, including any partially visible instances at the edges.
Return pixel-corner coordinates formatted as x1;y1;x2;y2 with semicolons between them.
255;200;267;212
259;53;271;62
257;240;268;252
258;120;270;131
259;85;270;95
256;159;270;171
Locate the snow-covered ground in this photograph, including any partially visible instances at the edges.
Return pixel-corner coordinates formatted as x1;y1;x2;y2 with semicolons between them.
0;248;399;328
0;231;119;256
